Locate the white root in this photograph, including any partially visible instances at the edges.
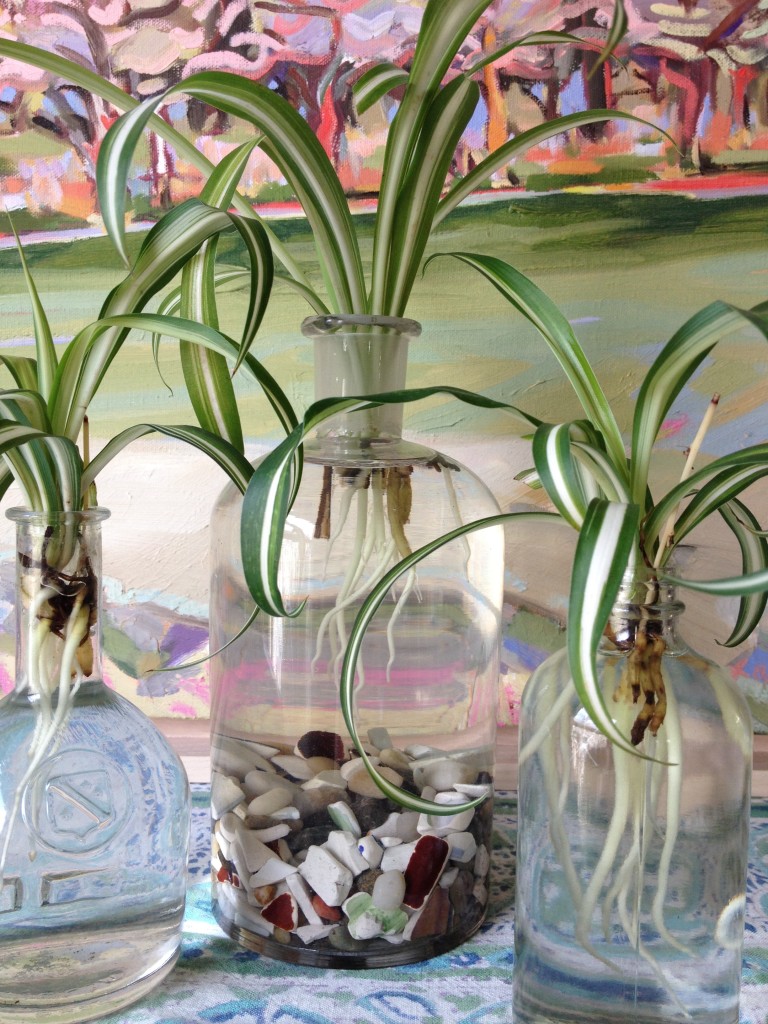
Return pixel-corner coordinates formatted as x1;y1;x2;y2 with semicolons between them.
386;568;417;681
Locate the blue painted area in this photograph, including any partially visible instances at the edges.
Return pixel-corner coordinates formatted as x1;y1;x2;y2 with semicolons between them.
502;635;550;672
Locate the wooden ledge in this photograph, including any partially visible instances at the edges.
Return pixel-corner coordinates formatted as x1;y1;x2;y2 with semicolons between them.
156;720;768;798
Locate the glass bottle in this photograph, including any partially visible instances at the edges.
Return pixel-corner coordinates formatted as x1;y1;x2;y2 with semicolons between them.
209;315;504;967
0;509;189;1024
514;572;752;1024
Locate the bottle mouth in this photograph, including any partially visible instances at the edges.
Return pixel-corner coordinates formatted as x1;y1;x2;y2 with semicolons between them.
301;314;422;338
6;506;111;525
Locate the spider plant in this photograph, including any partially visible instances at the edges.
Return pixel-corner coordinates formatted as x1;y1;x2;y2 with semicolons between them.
299;255;767;999
0;172;293;875
238;250;768;812
0;0;644;509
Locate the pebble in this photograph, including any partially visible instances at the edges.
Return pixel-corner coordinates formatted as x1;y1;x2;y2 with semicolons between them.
328;801;361;836
347;764;403;799
296;730;345;762
324;830;370;876
301;770;346;791
211;773;245;818
212;729;495;955
357;835;383;869
371;870;406;911
271;754;314;781
247;789;294;817
403;835;450;910
243;769;295;799
298;845;353;907
262;892;299;932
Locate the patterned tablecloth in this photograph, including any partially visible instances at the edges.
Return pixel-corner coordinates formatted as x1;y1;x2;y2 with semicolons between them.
98;788;768;1024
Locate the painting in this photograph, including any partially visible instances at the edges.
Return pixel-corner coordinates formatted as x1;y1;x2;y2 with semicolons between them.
0;0;766;726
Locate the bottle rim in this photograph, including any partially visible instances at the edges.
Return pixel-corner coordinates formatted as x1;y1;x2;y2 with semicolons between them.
301;314;422;338
6;506;111;524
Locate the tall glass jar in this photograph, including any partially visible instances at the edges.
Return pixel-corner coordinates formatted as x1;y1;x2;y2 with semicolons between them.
514;573;752;1024
0;509;190;1024
209;315;504;967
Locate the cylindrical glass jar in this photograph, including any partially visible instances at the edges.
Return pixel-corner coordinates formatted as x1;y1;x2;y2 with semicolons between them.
0;508;190;1024
209;315;504;967
514;574;752;1024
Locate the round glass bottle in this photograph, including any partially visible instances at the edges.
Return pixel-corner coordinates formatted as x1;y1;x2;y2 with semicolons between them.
209;315;504;967
514;573;752;1024
0;509;190;1024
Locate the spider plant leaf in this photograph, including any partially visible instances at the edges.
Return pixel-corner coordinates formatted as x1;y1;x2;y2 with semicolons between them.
97;72;365;312
353;62;409;115
178;145;275;448
370;0;491;311
716;500;768;647
642;443;768;558
630;301;768;504
338;509;560;810
662;567;768;597
8;219;57;401
432;252;626;468
436;111;665;225
597;0;629;74
0;39;316;291
568;498;643;756
0;421;82;511
385;74;480;316
275;274;331;316
85;313;297;437
467;29;612;75
0;356;39;392
241;385;541;616
50;200;239;438
666;463;768;549
81;422;254;496
0;390;52;432
572;442;632;502
532;422;591;529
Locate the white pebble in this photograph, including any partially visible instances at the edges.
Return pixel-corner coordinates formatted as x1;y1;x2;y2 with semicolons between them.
211;773;246;819
372;870;406;911
324;830;369;876
248;858;298;888
247;789;293;817
358;835;384;869
380;840;417;873
298;846;353;907
271;754;313;780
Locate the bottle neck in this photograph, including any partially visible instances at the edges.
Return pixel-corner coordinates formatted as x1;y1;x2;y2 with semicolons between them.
602;571;686;656
303;314;420;447
7;508;108;698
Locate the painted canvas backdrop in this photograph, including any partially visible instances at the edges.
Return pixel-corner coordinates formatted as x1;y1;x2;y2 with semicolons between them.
0;0;766;724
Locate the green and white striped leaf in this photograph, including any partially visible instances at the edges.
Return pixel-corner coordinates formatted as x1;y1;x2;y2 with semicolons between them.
8;219;57;401
241;385;540;616
567;499;642;755
353;62;409;115
81;422;254;496
97;72;365;313
178;141;263;449
642;443;768;558
630;301;768;504
0;421;82;512
662;567;768;597
0;355;39;392
436;111;664;225
339;510;560;810
369;0;491;311
431;253;627;467
716;500;768;647
532;422;591;529
76;313;297;439
0;39;307;288
385;74;480;316
467;30;594;74
50;200;243;438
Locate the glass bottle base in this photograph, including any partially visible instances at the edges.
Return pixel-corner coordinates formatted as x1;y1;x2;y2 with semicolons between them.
513;986;739;1024
0;920;181;1023
213;898;485;969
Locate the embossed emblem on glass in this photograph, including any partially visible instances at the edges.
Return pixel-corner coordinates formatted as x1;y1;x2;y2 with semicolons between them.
23;749;129;855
